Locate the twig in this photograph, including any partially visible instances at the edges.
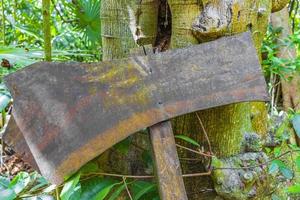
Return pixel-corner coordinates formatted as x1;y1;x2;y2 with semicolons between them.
182;171;211;177
196;113;213;169
82;170;211;179
176;144;212;157
82;172;154;179
123;177;133;200
179;157;202;161
56;188;60;200
196;113;212;155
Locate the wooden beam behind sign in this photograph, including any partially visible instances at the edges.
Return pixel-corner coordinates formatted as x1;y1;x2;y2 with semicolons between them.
4;32;269;184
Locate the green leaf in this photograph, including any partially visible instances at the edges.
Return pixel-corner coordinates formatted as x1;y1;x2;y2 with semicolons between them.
280;167;293;179
0;188;17;200
272;159;286;168
29;174;49;192
60;173;81;200
80;177;117;200
296;156;300;170
0;94;10;112
107;184;126;200
273;147;281;157
271;194;280;200
80;162;99;174
131;181;158;200
288;184;300;194
269;162;279;174
42;184;56;193
0;176;10;189
69;185;81;200
9;172;31;194
92;182;120;200
175;135;200;147
134;183;156;200
292;114;300;138
113;137;132;154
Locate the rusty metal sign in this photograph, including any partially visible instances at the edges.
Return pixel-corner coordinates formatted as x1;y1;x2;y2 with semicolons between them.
4;32;269;184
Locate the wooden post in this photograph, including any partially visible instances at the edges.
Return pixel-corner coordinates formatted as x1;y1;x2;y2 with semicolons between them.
137;46;188;199
149;121;188;200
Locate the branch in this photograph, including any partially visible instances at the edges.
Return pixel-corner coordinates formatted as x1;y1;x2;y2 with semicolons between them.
176;143;212;157
123;177;133;200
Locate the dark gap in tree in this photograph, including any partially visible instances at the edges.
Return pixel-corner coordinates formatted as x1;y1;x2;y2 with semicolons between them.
154;0;171;52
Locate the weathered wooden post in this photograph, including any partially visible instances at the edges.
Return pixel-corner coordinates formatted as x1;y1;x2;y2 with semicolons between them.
149;121;188;199
3;32;268;199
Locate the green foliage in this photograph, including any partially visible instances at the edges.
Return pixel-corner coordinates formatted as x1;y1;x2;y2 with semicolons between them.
0;83;11;112
60;173;81;200
292;113;300;138
59;172;159;200
175;134;200;147
130;181;157;200
70;0;101;46
269;159;294;179
288;184;300;194
0;172;54;200
266;110;300;197
262;25;300;80
1;0;101;62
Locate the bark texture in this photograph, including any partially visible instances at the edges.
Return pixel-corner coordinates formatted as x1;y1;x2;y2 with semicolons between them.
101;0;158;60
272;0;290;12
168;0;289;199
170;0;272;159
99;0;158;175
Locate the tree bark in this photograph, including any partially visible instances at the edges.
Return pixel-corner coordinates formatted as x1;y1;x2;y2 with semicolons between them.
42;0;51;61
168;0;290;198
169;0;272;159
99;0;159;175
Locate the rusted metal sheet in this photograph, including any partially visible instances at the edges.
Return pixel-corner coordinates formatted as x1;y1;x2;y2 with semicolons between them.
4;32;269;184
3;115;39;170
149;121;188;200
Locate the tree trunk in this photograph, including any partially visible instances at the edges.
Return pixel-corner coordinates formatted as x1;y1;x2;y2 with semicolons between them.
42;0;51;61
167;0;288;198
271;7;300;146
99;0;158;175
169;0;272;161
1;0;5;45
271;7;300;111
